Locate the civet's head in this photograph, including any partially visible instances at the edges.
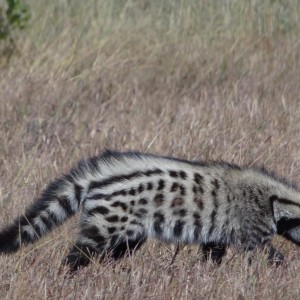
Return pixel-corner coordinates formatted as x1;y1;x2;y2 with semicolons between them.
271;195;300;246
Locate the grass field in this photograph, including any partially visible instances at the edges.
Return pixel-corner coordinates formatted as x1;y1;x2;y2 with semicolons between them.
1;0;300;299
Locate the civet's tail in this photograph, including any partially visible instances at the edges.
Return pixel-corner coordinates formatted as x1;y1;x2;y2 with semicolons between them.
0;158;97;253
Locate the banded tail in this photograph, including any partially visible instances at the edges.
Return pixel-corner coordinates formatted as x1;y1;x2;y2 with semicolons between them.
0;158;96;253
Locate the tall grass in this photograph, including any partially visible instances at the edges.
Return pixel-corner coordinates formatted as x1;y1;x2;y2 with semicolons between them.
10;0;300;79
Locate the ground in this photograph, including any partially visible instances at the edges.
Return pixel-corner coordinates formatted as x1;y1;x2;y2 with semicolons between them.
0;1;300;299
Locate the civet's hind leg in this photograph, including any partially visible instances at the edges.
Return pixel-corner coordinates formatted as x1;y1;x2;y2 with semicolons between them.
63;242;98;272
63;231;147;272
202;242;226;264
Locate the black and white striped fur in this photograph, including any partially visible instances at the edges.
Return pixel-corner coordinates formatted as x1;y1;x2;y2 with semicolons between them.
1;150;300;271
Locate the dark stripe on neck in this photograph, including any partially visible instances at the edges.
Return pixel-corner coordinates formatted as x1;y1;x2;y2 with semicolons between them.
277;217;300;235
277;198;300;208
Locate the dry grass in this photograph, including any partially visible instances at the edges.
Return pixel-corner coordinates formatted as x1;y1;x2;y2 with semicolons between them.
0;0;300;299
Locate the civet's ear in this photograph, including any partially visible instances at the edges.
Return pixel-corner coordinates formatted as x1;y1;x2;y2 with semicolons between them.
270;195;286;222
270;196;300;221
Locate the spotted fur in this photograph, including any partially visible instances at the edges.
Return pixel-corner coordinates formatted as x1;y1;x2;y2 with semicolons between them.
1;150;300;271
